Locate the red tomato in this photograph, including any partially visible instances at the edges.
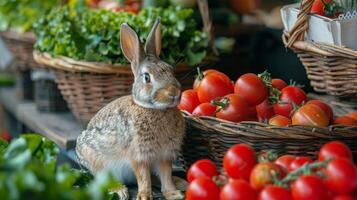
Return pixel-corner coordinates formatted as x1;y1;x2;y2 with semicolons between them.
250;162;283;190
268;115;291;127
325;158;357;195
258;185;292;200
306;99;334;122
289;156;313;172
247;106;258;121
272;79;288;91
275;155;296;172
273;103;292;119
333;116;357;126
215;94;250;123
197;72;233;103
223;144;257;181
333;195;355;200
318;141;353;161
177;89;200;113
292;104;329;127
256;98;275;122
274;86;307;118
86;0;100;7
291;175;328;200
186;177;220;200
0;130;11;142
192;103;217;117
311;0;326;16
220;179;257;200
311;0;333;16
187;159;219;183
346;112;357;121
193;69;221;91
234;73;268;106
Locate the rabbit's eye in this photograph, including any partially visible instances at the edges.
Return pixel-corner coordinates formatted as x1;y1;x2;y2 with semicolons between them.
143;73;151;83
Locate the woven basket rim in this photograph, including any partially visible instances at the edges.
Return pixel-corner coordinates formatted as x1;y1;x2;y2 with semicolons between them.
182;111;357;140
33;51;134;74
0;30;36;43
33;51;196;74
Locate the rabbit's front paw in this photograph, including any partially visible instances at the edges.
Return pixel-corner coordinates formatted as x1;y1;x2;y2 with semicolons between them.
136;191;153;200
163;190;184;200
110;186;129;200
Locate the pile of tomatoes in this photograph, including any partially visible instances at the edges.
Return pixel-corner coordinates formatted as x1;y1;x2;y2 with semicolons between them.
186;141;357;200
311;0;343;18
85;0;140;14
178;69;357;127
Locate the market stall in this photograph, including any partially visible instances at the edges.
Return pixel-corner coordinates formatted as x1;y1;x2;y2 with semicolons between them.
0;0;356;199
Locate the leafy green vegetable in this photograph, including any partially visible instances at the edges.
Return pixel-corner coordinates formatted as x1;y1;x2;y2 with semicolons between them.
0;134;121;200
34;6;208;65
0;0;58;32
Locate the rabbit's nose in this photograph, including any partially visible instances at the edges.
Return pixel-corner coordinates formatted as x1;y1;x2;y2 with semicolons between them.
166;85;180;99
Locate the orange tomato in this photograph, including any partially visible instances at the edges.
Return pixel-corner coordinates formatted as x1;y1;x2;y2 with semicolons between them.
292;104;329;127
346;112;357;121
228;0;259;14
269;115;291;127
333;116;357;126
306;100;334;123
250;162;282;191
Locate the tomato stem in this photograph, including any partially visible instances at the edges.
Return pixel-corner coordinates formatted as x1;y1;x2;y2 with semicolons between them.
196;67;204;81
258;70;272;88
275;159;331;188
212;97;229;113
257;150;278;163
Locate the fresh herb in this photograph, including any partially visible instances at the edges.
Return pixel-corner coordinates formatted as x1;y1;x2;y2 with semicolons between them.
0;0;58;32
34;6;208;65
0;134;121;200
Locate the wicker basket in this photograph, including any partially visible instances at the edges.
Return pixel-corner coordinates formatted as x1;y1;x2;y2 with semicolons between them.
33;52;195;125
181;111;357;170
282;0;357;98
0;31;36;71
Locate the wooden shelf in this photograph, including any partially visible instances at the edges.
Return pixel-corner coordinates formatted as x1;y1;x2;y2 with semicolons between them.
0;87;81;150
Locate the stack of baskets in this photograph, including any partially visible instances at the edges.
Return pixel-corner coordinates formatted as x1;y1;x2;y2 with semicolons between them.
181;0;357;170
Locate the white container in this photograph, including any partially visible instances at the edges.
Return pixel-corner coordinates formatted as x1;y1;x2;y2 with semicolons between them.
281;3;357;50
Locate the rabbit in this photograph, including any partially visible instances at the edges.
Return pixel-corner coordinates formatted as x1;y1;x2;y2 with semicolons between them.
76;18;185;200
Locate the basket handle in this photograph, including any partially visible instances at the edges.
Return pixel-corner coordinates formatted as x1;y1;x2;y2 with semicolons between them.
283;0;314;48
197;0;218;56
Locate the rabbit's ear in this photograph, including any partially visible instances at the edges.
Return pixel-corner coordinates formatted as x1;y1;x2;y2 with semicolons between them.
144;17;161;57
120;23;144;67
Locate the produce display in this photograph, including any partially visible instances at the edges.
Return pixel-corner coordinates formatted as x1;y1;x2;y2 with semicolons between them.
186;141;357;200
34;6;208;65
178;69;357;127
0;0;58;32
0;135;120;200
311;0;357;18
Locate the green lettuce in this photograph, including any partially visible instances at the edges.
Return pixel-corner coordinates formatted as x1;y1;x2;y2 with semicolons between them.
34;6;208;66
0;134;121;200
0;0;58;32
